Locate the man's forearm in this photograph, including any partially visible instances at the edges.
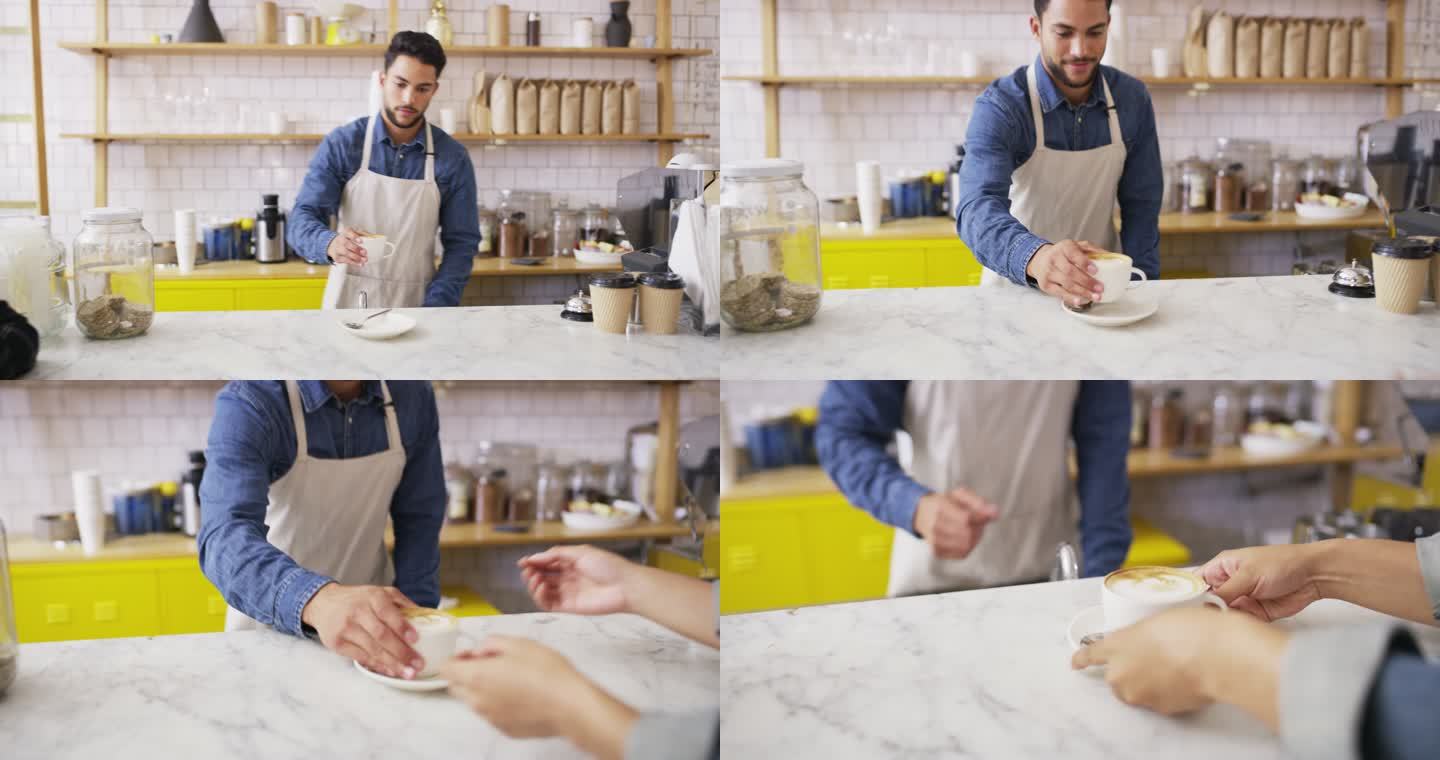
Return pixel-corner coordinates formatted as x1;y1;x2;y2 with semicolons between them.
287;207;338;265
625;566;718;649
1310;539;1435;626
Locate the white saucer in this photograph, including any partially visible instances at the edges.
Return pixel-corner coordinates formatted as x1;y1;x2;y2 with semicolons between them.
1067;605;1109;652
339;311;417;340
353;660;449;692
1061;293;1159;327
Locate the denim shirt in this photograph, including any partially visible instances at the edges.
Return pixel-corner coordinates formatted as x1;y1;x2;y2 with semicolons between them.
288;115;480;307
814;380;1132;577
956;57;1162;287
197;380;445;637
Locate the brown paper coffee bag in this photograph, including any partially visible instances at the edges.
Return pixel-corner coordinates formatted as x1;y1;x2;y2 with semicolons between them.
1350;18;1369;78
621;79;640;134
560;80;582;135
602;81;623;135
539;80;560;135
515;78;538;135
1327;18;1351;79
582;80;603;135
1260;17;1285;78
469;70;492;135
1207;11;1235;78
1306;18;1328;78
1283;18;1308;79
1183;6;1210;78
490;74;514;135
1235;17;1261;78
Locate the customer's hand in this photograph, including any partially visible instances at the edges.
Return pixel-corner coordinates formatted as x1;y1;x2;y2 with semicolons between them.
1026;239;1104;307
1201;543;1323;622
1071;607;1288;730
300;582;422;679
519;545;636;616
443;635;638;756
326;226;369;266
912;488;999;560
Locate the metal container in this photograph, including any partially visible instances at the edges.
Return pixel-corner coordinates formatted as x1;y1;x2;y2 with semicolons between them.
255;194;287;263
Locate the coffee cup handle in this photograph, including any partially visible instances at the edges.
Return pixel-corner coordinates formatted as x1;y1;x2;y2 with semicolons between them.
382;240;398;259
1201;592;1229;612
1128;267;1147;289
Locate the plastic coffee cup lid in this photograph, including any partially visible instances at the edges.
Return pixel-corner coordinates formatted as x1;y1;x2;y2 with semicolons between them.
1372;237;1435;260
589;272;637;289
639;271;685;289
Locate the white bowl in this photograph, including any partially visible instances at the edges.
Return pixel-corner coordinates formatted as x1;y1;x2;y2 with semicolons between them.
562;500;642;532
1294;193;1370;220
1241;431;1322;458
574;248;625;266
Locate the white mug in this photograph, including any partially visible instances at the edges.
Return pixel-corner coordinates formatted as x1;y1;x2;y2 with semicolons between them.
266;111;288;135
358;233;397;261
1151;47;1174;78
1090;252;1147;304
438;108;457;133
404;609;472;678
572;17;594;47
1100;566;1229;631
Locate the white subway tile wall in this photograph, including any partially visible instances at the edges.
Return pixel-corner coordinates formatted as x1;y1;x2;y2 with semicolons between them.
4;0;717;246
0;380;721;531
722;0;1437;276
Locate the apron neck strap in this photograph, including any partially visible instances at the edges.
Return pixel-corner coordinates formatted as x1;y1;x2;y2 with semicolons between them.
423;122;435;182
1099;73;1122;146
1027;63;1123;147
361;114;377;173
378;381;402;450
284;380;310;459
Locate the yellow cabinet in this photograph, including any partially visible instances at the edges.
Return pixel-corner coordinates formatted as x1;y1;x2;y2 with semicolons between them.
719;508;810;614
156;562;228;635
156;278;325;312
925;246;983;287
801;498;893;604
819;236;981;290
13;562;162;642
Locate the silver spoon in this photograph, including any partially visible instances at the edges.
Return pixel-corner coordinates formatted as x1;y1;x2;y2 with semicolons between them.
344;308;392;330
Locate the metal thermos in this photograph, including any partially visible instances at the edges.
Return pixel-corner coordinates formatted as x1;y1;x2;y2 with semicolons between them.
255;193;287;263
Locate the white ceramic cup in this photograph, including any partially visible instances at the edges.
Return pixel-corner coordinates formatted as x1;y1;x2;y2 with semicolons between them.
267;111;288;135
572;17;594;47
958;51;981;78
405;608;461;678
358;233;397;261
439;107;457;133
174;209;197;275
1089;251;1147;304
1101;566;1228;631
1151;47;1174;78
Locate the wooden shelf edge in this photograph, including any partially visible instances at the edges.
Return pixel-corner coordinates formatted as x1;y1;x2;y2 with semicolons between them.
61;132;709;144
726;74;1421;88
58;41;712;59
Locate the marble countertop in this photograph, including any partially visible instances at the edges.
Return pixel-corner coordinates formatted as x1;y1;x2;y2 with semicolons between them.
721;276;1440;379
31;306;715;380
3;613;717;760
722;577;1440;759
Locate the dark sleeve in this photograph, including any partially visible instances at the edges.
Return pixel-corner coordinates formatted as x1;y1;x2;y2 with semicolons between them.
1070;381;1132;576
1361;639;1440;760
198;383;331;637
1115;81;1162;280
388;383;445;608
425;143;480;307
287;126;353;264
815;381;928;533
625;710;720;760
955;89;1048;286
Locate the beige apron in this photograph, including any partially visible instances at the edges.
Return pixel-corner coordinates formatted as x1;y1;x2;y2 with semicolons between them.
226;381;406;631
322;115;443;309
980;63;1127;286
887;382;1081;597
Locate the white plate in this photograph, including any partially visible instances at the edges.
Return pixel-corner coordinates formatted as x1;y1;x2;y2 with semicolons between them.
1295;193;1370;220
1067;605;1109;676
353;660;449;692
562;500;643;532
339;311;416;340
1240;432;1322;457
574;248;625;266
1060;292;1159;327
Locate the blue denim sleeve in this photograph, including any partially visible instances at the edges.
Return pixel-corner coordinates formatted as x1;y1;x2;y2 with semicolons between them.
815;381;928;534
425;144;480;307
1116;85;1162;280
287;126;353;265
955;90;1048;287
388;383;445;607
1070;381;1132;576
1362;640;1440;760
197;384;332;636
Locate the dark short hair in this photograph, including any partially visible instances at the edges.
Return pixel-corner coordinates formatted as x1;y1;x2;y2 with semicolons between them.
384;31;446;77
1034;0;1113;18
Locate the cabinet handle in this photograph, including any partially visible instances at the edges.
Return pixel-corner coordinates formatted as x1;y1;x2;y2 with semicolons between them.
727;546;758;573
45;603;71;625
859;535;888;561
93;600;119;622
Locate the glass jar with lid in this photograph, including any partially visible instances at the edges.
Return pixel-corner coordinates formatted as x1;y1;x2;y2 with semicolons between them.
719;159;823;331
1214;163;1245;213
1300;156;1333;195
1271;159;1301;211
553;204;580;257
536;463;567;521
476;206;497;257
1179;158;1213;214
1333;156;1361;194
0;217;70;339
72;207;155;340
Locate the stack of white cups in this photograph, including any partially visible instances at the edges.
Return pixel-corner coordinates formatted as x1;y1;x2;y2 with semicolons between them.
70;470;106;556
855;160;883;235
174;209;197;274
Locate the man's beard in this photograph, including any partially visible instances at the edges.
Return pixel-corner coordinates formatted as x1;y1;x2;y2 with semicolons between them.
1043;52;1100;89
385;104;424;128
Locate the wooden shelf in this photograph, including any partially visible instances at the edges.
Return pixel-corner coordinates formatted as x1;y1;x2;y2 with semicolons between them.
61;132;708;144
432;520;699;548
726;74;1416;88
59;41;712;59
725;444;1406;501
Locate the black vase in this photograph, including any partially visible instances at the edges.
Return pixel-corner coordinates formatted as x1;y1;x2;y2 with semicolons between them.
178;0;225;44
605;1;631;48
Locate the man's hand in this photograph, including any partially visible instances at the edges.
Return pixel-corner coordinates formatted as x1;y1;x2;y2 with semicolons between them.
300;582;422;679
443;635;638;755
326;226;370;266
1026;240;1104;306
1071;607;1288;730
912;488;999;560
518;545;635;616
1200;544;1323;622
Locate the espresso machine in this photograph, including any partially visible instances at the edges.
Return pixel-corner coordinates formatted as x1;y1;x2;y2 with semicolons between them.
615;155;717;268
1359;110;1440;236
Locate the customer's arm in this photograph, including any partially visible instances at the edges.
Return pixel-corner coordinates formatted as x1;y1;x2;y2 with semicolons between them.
1070;380;1133;577
197;384;332;636
815;381;927;532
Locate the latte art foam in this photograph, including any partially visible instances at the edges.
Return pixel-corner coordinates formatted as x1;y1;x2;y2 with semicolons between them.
1104;568;1206;602
403;608;458;631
